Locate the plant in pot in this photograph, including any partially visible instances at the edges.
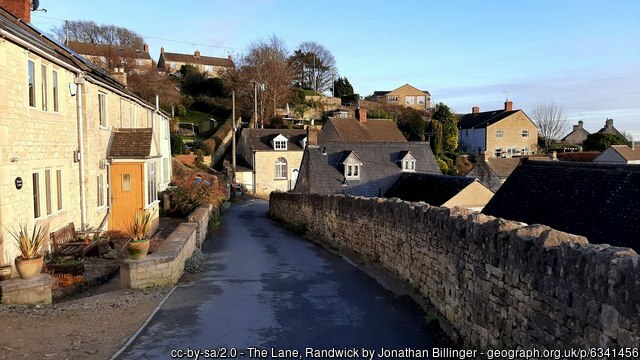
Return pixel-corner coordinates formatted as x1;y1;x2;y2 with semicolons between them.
7;222;48;279
0;251;12;281
124;210;152;260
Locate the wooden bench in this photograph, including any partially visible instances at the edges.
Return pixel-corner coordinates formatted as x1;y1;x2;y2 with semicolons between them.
50;223;99;258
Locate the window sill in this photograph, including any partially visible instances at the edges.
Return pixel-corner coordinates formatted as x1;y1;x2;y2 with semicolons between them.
97;206;109;213
99;126;110;131
145;200;160;210
274;178;288;181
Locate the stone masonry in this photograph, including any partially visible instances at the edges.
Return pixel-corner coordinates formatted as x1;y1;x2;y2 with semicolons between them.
268;192;640;350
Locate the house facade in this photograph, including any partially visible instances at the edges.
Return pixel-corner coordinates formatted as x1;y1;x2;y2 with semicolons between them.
157;48;234;77
369;84;431;111
593;144;640;164
597;118;625;138
465;156;522;192
236;129;306;197
458;101;538;158
560;120;590;146
0;3;171;272
66;41;154;74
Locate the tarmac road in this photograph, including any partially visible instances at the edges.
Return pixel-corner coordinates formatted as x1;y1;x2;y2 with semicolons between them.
116;199;447;360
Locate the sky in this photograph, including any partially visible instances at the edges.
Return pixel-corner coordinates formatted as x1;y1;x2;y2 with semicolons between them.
31;0;640;138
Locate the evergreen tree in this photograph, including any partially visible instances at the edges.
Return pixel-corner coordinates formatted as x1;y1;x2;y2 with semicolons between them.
333;77;354;97
432;103;458;154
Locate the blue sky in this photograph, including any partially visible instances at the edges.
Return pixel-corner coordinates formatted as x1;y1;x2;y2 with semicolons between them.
32;0;640;137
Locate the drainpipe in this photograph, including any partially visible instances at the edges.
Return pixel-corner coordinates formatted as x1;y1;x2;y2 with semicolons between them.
74;75;88;230
252;150;256;195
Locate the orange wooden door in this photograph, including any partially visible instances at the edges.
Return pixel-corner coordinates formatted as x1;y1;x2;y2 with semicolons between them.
110;163;144;233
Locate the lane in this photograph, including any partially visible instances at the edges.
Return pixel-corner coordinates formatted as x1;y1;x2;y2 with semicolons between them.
117;199;446;359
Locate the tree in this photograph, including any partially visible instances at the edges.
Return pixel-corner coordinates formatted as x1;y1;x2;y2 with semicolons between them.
289;41;337;93
432;103;458;154
583;133;628;152
397;108;426;141
333;77;354;97
128;69;182;110
178;65;226;98
51;20;144;48
531;102;568;151
425;120;443;157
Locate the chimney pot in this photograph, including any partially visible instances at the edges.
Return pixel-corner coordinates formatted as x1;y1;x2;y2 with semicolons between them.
143;43;149;53
573;125;578;131
357;107;367;125
504;100;513;111
472;106;479;114
0;0;32;22
578;120;584;127
481;151;489;162
605;118;613;127
194;50;201;58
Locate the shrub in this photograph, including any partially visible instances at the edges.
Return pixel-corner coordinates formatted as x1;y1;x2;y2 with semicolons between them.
177;104;187;117
183;147;191;155
169;172;226;216
170;133;185;155
200;139;216;156
437;159;448;174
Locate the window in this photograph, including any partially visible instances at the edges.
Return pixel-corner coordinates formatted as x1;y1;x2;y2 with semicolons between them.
495;130;503;138
32;172;40;218
405;96;415;105
41;64;48;111
402;160;416;172
28;60;36;107
507;147;517;157
275;157;288;179
148;162;158;204
45;169;52;215
495;148;502;158
98;93;107;127
56;169;63;211
346;164;360;178
163;158;170;183
387;96;398;103
521;147;529;155
97;174;105;207
52;70;59;112
417;95;426;105
274;140;287;150
122;174;132;192
522;130;529;137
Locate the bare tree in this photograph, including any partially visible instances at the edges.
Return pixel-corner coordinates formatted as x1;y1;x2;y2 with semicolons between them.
289;41;337;93
51;20;144;48
128;69;181;109
531;102;568;151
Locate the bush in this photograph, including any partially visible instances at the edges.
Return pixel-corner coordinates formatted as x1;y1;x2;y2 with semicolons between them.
169;172;226;216
170;133;184;155
183;147;191;155
437;159;448;174
177;104;187;117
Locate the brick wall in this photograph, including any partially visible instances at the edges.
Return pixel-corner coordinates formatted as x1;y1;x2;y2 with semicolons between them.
268;193;640;349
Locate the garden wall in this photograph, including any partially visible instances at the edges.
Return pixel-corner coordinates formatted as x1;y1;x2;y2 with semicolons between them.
268;192;640;350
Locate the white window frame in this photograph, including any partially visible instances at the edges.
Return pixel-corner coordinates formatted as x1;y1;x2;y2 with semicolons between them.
495;130;503;138
345;164;360;179
402;160;416;172
32;171;41;219
275;157;288;179
387;95;398;103
405;96;416;105
56;168;63;211
522;129;529;138
99;92;108;128
274;140;287;150
521;147;529;155
97;173;105;208
417;95;426;105
52;70;59;112
28;60;36;108
495;147;502;158
41;64;48;111
147;162;158;205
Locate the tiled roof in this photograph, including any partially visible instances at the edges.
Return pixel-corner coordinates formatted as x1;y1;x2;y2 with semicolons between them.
481;158;522;178
321;118;407;143
482;160;640;250
611;145;640;161
67;41;151;60
241;129;307;152
556;152;600;162
163;52;234;67
384;173;476;206
108;128;153;158
458;109;520;129
561;127;590;142
294;142;440;197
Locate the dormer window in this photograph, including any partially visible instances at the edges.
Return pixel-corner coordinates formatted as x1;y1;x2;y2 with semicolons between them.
299;136;307;149
400;151;416;172
342;151;362;180
271;134;288;151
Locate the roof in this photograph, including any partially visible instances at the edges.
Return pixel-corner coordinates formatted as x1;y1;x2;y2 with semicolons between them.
458;109;520;129
67;41;151;60
478;158;522;178
610;145;640;161
482;160;640;250
371;84;431;97
241;129;307;152
556;152;600;162
108;128;154;158
162;52;234;68
384;173;476;206
295;142;440;197
321;118;407;143
561;127;590;142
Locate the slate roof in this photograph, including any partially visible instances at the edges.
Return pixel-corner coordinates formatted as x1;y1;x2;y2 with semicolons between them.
108;128;154;158
294;142;440;197
458;109;520;129
556;152;600;162
482;160;640;250
610;145;640;161
561;127;590;143
162;52;234;67
67;41;151;60
321;118;407;143
241;129;307;152
384;173;476;206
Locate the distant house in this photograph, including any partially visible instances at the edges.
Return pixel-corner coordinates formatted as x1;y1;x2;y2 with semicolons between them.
236;129;307;197
465;156;522;192
457;101;538;158
293;127;440;197
322;108;407;143
597;118;625;138
593;144;640;164
560;120;590;146
66;41;153;74
384;173;494;211
482;160;640;250
368;84;431;111
158;48;234;77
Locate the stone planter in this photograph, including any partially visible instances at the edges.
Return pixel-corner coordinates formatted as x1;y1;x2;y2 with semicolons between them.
0;265;12;281
127;239;150;260
15;256;44;280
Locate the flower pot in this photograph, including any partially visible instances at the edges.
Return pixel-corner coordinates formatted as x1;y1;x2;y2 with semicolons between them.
15;256;44;280
0;265;12;281
127;239;150;260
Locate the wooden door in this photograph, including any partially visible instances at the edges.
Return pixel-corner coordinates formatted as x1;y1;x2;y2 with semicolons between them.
110;163;144;233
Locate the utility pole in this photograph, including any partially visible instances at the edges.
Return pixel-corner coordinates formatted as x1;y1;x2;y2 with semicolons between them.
65;20;69;45
253;81;257;129
232;91;236;181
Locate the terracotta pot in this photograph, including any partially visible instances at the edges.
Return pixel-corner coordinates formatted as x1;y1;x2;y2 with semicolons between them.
127;239;150;260
15;256;44;280
0;265;12;281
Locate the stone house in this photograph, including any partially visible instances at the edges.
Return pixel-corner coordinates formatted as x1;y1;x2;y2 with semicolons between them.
66;41;154;74
457;101;538;158
464;155;522;192
368;84;431;111
593;144;640;164
0;2;172;272
597;118;625;138
560;120;590;146
321;108;407;143
157;48;234;77
235;129;307;197
384;173;494;211
482;159;640;249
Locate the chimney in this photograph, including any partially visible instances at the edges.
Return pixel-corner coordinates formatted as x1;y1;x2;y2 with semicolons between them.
194;50;201;58
551;151;558;161
605;118;613;128
357;107;367;125
161;47;165;54
630;141;635;151
578;120;583;128
306;126;319;146
479;151;488;162
504;100;513;111
111;67;127;85
0;0;32;22
143;43;149;53
472;106;479;114
228;54;233;61
573;124;578;131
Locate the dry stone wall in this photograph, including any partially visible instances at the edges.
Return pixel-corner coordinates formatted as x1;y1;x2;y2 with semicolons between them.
268;192;640;350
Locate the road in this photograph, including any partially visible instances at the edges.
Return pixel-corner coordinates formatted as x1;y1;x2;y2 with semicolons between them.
116;199;447;359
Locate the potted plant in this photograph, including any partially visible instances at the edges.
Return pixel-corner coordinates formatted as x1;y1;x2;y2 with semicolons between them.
0;251;11;280
7;222;48;279
124;210;152;260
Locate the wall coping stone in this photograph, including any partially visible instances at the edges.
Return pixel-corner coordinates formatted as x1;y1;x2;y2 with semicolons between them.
0;273;55;292
124;223;197;269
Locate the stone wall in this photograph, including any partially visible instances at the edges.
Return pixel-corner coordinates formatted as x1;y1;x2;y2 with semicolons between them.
268;192;640;350
188;204;215;248
0;273;55;305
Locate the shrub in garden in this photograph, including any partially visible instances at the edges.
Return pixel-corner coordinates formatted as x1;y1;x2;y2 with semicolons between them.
169;172;226;216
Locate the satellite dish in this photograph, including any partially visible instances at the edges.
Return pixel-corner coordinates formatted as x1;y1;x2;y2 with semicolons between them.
31;0;40;11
